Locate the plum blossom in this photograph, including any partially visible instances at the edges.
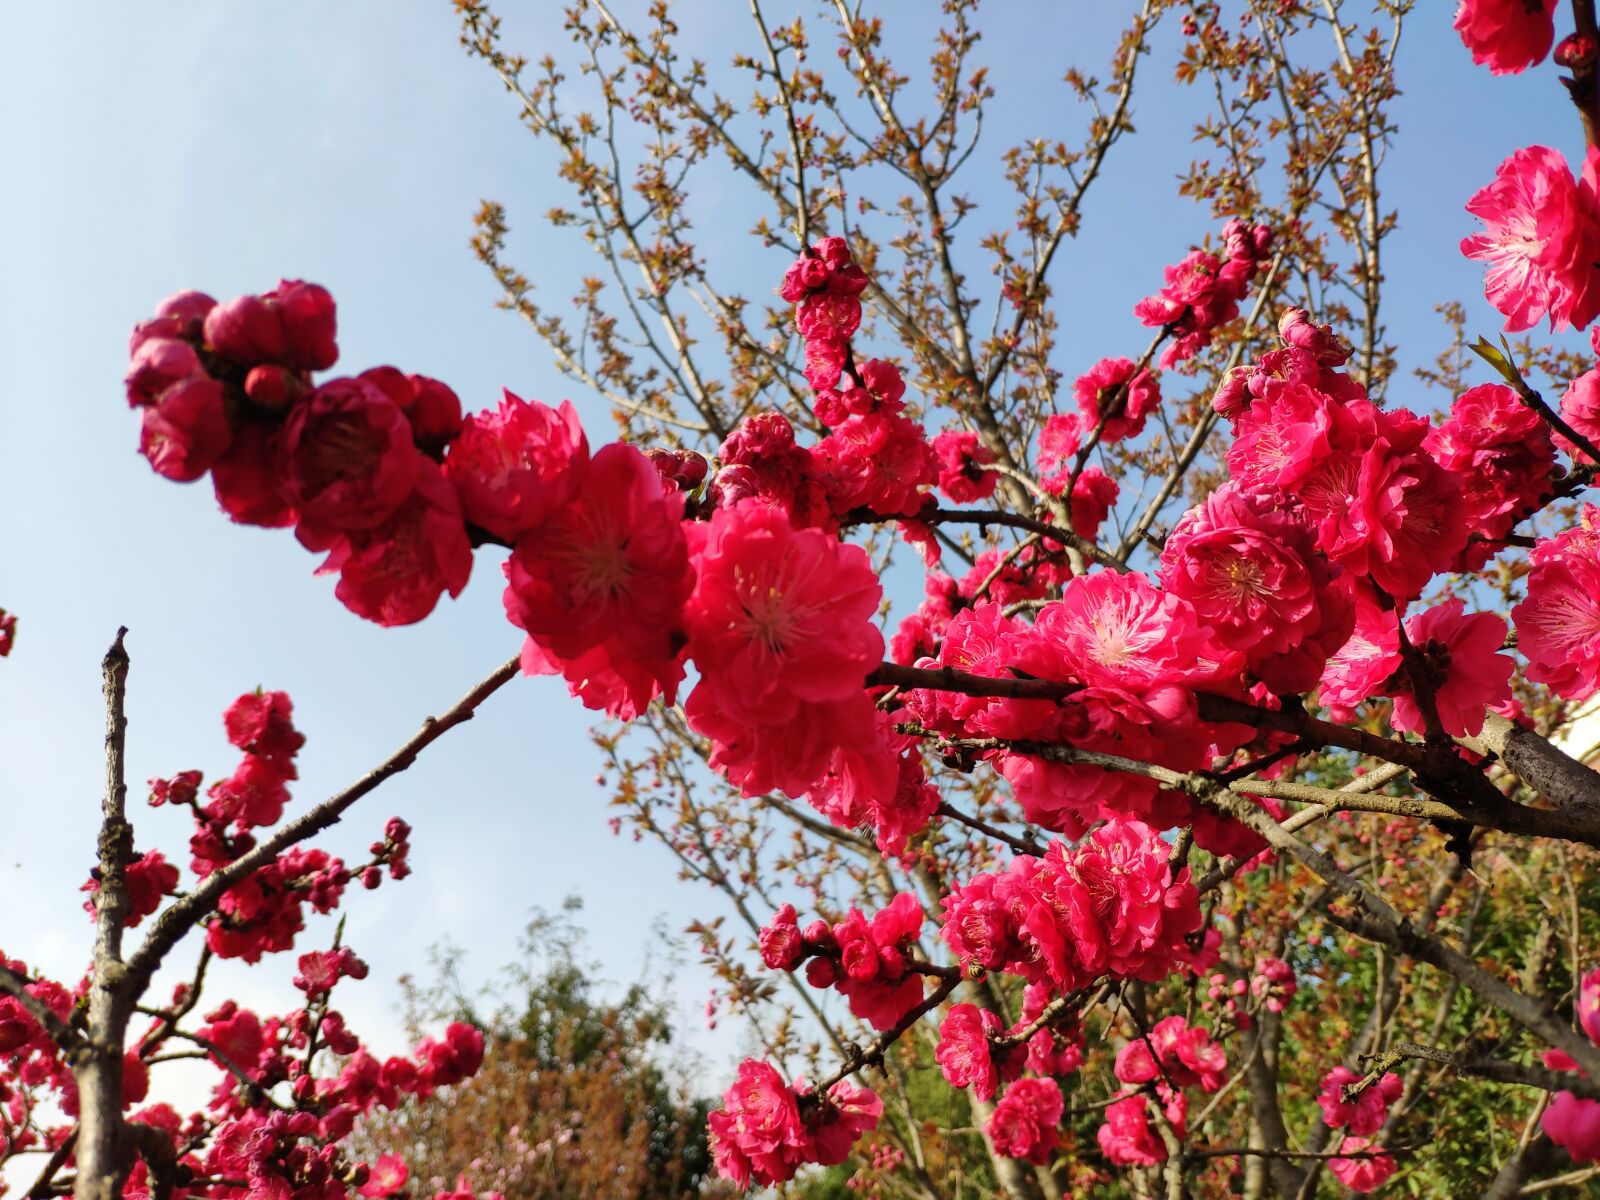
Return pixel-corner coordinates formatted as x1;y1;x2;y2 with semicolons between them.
1072;357;1162;442
1160;483;1353;694
504;443;691;716
444;391;588;540
1317;1066;1402;1136
1462;145;1600;333
1097;1089;1187;1167
1391;598;1513;738
1328;1136;1398;1193
1454;0;1558;74
1515;509;1600;700
987;1077;1063;1164
1113;1016;1228;1093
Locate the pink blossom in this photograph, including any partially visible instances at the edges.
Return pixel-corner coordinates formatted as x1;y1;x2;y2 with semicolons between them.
1277;307;1352;365
1160;483;1354;694
1560;369;1600;463
803;1078;882;1167
780;236;868;302
684;500;882;727
206;754;292;830
1463;145;1600;333
357;1155;409;1199
360;366;462;448
1060;467;1121;540
518;630;686;722
1135;220;1272;366
129;289;215;354
1317;1066;1402;1136
1062;818;1204;983
203;280;338;371
415;1022;485;1091
1426;383;1554;557
932;429;998;503
1097;1090;1186;1167
1227;379;1349;494
444;391;589;540
806;709;939;855
935;1004;1023;1102
759;904;805;971
125;337;206;409
1580;967;1600;1045
1113;1016;1228;1092
1455;0;1558;74
1347;427;1469;600
211;423;296;528
1033;570;1235;691
285;376;421;538
1073;357;1162;442
814;412;936;517
1036;412;1082;475
223;691;305;770
715;411;830;526
987;1077;1063;1164
1328;1136;1398;1193
1544;1090;1600;1164
940;818;1202;990
1390;598;1513;738
504;442;690;669
1251;955;1298;1013
81;850;179;929
317;461;472;627
1319;583;1401;720
1514;511;1600;700
815;358;907;425
706;1060;807;1187
139;377;233;483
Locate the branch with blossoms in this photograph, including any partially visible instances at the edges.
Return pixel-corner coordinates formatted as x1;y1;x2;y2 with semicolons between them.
0;631;520;1200
76;0;1600;1196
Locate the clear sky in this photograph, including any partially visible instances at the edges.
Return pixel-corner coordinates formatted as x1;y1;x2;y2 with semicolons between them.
0;0;1582;1128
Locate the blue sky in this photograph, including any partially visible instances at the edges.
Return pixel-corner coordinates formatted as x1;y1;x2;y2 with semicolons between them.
0;0;1584;1122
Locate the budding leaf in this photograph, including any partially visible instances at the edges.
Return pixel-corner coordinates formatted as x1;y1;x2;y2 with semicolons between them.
1468;334;1526;390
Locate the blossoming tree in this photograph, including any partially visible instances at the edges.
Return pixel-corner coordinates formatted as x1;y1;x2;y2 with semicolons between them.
12;0;1600;1196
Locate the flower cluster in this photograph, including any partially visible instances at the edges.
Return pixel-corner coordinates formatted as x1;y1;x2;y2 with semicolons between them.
939;817;1202;992
125;284;473;625
758;894;927;1031
7;707;494;1200
988;1077;1064;1164
1134;218;1273;367
1317;1066;1402;1137
706;1059;882;1188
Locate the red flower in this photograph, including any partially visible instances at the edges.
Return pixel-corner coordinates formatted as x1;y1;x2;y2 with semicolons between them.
987;1077;1063;1164
1463;145;1600;333
445;391;589;539
685;500;882;728
223;691;305;772
1454;0;1558;75
932;429;998;503
1072;357;1162;443
504;442;690;664
139;377;233;483
1391;598;1513;738
286;376;421;539
316;460;473;627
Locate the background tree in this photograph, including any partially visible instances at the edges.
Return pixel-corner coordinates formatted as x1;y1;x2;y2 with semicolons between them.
356;902;728;1200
